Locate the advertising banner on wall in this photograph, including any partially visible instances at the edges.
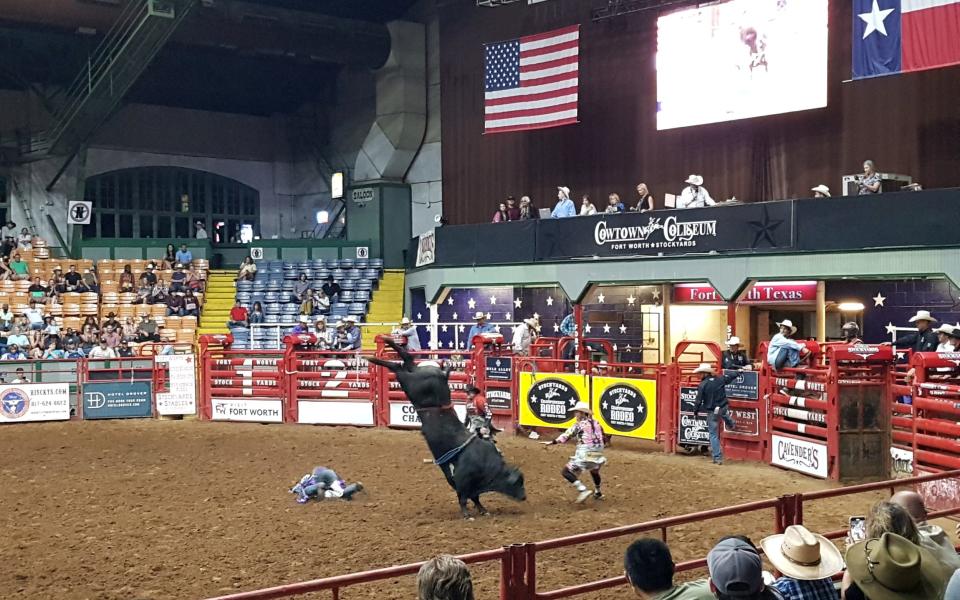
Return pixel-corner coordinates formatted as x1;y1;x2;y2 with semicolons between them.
486;389;512;411
590;377;657;440
673;281;817;304
518;373;588;429
298;401;375;426
83;382;153;419
211;398;284;423
724;370;759;400
771;434;828;478
388;402;467;427
728;407;760;436
677;386;708;446
485;356;513;381
155;354;197;416
415;231;436;267
0;383;71;423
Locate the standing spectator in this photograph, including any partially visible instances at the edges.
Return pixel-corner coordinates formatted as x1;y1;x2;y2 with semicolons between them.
692;363;738;465
512;317;539;356
249;301;265;325
491;202;509;223
64;265;82;292
844;533;946;600
237;256;257;282
722;337;752;370
760;525;843;600
624;538;713;600
394;316;421;352
767;320;810;371
228;300;249;327
293;273;312;304
175;244;193;266
341;316;361;350
416;555;474;600
81;267;99;293
890;490;960;571
605;193;625;213
706;538;783;600
505;196;520;221
467;312;495;347
119;264;136;292
8;253;29;280
892;310;940;353
634;183;654;212
517;196;539;220
88;338;117;359
580;195;597;216
322;276;341;305
677;175;716;209
16;228;32;249
551;186;576;218
182;290;199;317
858;160;882;195
163;244;177;268
170;264;187;293
314;316;334;349
195;221;208;239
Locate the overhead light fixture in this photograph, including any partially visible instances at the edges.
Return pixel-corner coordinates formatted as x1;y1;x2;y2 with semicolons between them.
837;302;865;312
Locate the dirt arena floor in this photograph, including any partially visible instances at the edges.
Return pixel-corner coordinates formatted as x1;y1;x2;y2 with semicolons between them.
0;421;921;599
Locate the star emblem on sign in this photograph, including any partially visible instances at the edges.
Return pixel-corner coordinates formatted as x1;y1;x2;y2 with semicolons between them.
748;205;785;249
636;405;644;414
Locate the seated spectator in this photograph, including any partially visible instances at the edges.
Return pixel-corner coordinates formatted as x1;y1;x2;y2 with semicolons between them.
102;312;120;331
62;327;81;349
182;290;199;317
249;302;265;325
16;228;32;249
121;318;138;343
811;185;831;198
63;265;83;292
416;555;474;600
3;221;15;239
605;193;625;213
88;338;117;359
760;525;843;600
551;186;576;218
844;533;946;600
81;267;99;293
722;337;752;371
11;367;30;383
505;195;520;220
41;315;59;339
1;235;16;259
175;244;193;265
933;323;957;352
624;538;713;599
151;277;169;305
170;264;187;293
858;160;881;195
102;325;121;350
64;340;84;359
166;292;185;317
137;314;159;342
889;491;960;570
677;175;716;209
24;301;44;331
0;304;13;331
140;263;158;287
163;243;177;269
237;256;257;282
635;183;654;212
42;340;65;360
517;195;539;220
119;264;136;292
80;324;98;353
186;265;204;292
341;316;361;350
580;195;597;216
8;253;28;280
28;277;49;305
228;300;249;327
0;256;13;281
491;202;509;223
707;538;783;599
866;500;921;545
322;276;341;304
313;289;331;315
50;269;66;296
136;278;154;304
2;343;26;361
767;320;809;371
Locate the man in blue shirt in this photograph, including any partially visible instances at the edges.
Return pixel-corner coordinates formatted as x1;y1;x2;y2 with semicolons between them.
467;312;495;347
550;186;576;218
175;244;193;266
766;319;809;371
342;315;362;350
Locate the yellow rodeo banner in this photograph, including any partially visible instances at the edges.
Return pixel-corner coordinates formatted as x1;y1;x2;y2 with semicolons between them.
518;372;589;429
591;377;658;440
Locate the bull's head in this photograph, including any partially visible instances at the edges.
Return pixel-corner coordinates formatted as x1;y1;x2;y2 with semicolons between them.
491;466;526;502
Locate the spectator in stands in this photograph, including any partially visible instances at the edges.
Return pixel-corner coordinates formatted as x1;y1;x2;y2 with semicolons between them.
341;315;361;350
292;315;310;335
0;304;13;331
605;193;625;213
163;244;177;268
249;301;265;325
624;538;713;599
11;367;30;383
313;289;331;315
1;343;25;361
88;338;116;359
83;315;99;331
0;256;13;281
858;160;882;195
140;263;158;287
692;363;738;465
166;292;185;317
518;195;539;220
811;185;831;198
395;316;421;352
722;337;752;370
42;315;59;339
237;256;257;282
61;326;79;348
80;324;98;353
512;317;539;356
121;318;138;343
932;323;957;352
634;183;654;212
1;236;16;260
228;300;249;327
551;186;576;218
103;312;119;332
767;320;810;371
468;312;495;347
314;316;333;349
170;264;187;293
186;264;204;292
119;264;136;292
7;325;28;348
135;278;155;305
195;221;208;239
137;314;159;342
888;492;960;570
50;268;66;296
891;311;939;353
183;290;199;317
27;277;51;305
706;538;783;600
844;533;946;600
505;196;520;221
64;340;83;360
81;266;99;293
17;228;32;250
491;202;510;223
43;340;65;360
24;301;44;331
102;325;121;350
4;221;17;238
416;554;474;600
677;175;716;209
175;244;193;266
63;265;82;292
580;195;598;216
322;276;341;304
760;525;843;600
293;273;312;305
8;253;28;281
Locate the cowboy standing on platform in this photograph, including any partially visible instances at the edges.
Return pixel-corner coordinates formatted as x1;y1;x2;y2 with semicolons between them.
692;363;738;466
541;402;607;503
891;310;939;353
721;336;751;370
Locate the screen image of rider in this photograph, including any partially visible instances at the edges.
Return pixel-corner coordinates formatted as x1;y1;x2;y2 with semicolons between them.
656;0;828;130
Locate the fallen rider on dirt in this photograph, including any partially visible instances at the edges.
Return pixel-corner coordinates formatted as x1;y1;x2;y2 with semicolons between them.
290;466;364;504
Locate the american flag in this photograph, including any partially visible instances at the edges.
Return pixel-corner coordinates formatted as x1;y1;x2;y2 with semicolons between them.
484;25;580;134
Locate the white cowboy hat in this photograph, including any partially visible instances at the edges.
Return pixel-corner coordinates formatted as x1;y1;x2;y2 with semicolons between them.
760;526;844;581
344;315;357;323
811;184;831;196
400;316;412;325
777;319;798;334
726;336;742;346
315;315;327;323
524;317;540;329
557;186;570;197
685;174;704;186
299;315;309;323
473;311;486;320
693;362;715;374
570;401;592;416
934;323;955;335
909;310;937;323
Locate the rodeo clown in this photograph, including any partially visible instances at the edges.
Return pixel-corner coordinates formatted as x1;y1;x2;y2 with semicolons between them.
290;466;364;504
541;401;606;503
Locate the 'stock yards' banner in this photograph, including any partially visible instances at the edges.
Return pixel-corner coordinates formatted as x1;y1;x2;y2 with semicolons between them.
591;377;657;440
518;372;589;429
0;383;71;423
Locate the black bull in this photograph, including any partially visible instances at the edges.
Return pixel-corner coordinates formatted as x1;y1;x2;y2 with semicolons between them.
368;340;526;518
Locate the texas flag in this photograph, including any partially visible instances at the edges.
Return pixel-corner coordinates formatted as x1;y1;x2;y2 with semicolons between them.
853;0;960;79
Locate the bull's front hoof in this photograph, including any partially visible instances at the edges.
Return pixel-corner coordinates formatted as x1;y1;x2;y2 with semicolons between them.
463;515;475;521
477;509;490;517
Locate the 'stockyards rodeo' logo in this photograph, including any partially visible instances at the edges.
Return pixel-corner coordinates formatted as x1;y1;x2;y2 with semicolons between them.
598;383;647;433
594;216;717;251
527;379;579;424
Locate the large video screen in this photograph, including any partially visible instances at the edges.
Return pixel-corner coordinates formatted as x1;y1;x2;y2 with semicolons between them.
656;0;828;130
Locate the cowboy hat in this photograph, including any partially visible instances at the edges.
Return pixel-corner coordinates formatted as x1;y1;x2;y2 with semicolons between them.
811;184;831;196
726;336;741;346
473;311;486;320
299;315;309;323
777;319;798;335
933;323;956;335
315;316;327;324
524;317;540;329
557;186;570;197
400;316;412;325
908;310;937;323
570;401;592;416
760;526;844;581
845;533;949;600
685;174;704;186
344;315;357;323
693;362;715;375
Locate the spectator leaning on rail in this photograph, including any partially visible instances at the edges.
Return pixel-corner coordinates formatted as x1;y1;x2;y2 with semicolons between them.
394;316;421;352
580;194;597;216
467;311;495;347
759;525;843;600
505;195;520;220
721;337;752;371
605;193;625;213
624;537;714;600
491;201;509;223
692;363;738;466
767;320;809;372
889;491;960;571
512;317;539;356
341;315;361;350
858;160;882;195
551;186;576;218
706;538;784;600
416;554;474;600
677;175;716;209
889;310;939;353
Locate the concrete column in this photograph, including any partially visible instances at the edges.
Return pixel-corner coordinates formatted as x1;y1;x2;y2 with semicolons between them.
816;281;826;342
662;284;672;363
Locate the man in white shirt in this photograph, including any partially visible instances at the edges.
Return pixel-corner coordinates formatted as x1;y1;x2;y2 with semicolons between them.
512;317;539;356
195;222;208;239
88;339;118;359
0;304;14;331
6;328;29;350
11;367;30;384
394;317;421;352
24;302;44;331
676;175;716;209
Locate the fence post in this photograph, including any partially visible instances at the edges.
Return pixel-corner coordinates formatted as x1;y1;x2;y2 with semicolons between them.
523;544;537;600
510;544;528;600
499;545;514;600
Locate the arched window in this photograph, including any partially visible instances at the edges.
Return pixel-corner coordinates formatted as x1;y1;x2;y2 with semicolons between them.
82;167;260;240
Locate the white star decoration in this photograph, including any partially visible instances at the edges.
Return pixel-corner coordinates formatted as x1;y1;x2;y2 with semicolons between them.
467;298;476;310
533;312;540;319
597;293;606;303
652;289;661;301
603;323;611;334
619;324;627;334
896;352;906;360
494;325;501;333
441;324;448;333
417;312;422;319
885;322;897;335
458;325;465;333
584;323;592;334
546;296;554;306
448;340;454;348
873;293;886;307
612;343;618;351
452;312;458;320
505;312;511;321
459;341;465;349
859;0;895;39
489;296;497;305
486;312;492;320
514;298;522;309
625;344;633;351
627;295;636;306
447;297;454;306
553;323;560;332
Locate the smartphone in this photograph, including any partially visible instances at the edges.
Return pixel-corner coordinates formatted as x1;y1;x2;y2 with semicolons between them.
849;516;866;542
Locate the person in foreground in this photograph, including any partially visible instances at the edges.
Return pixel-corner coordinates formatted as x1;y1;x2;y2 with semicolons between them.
843;532;948;600
541;401;607;503
707;538;784;599
417;555;474;600
759;525;842;599
624;538;713;599
289;466;363;504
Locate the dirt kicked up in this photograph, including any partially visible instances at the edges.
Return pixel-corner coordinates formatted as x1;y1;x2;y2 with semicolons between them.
1;420;893;599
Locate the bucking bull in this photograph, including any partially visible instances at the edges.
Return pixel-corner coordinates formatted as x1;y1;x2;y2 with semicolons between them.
369;339;526;518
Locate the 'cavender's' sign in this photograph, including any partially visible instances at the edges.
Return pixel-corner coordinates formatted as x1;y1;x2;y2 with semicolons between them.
591;377;657;440
518;372;588;429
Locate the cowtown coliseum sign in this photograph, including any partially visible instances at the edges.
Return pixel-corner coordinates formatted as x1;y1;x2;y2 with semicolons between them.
593;216;717;250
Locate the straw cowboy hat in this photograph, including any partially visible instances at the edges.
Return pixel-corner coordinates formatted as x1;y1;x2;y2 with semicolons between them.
693;362;715;375
685;174;704;186
777;319;798;335
760;526;844;581
811;184;831;196
473;311;486;320
934;323;956;335
570;401;592;416
344;315;357;323
298;315;309;323
908;310;937;323
557;186;571;197
726;336;742;346
524;317;540;330
315;316;326;324
845;533;949;600
400;316;412;326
